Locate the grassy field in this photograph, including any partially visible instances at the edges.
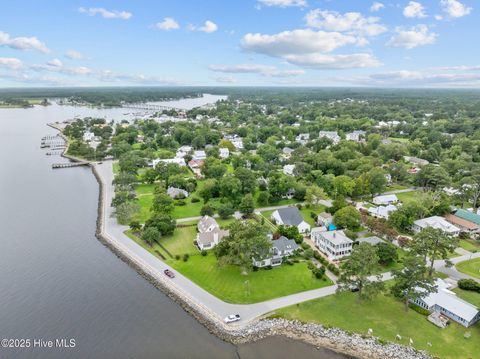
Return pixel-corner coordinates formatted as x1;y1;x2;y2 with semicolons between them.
167;253;333;303
273;289;480;359
396;190;422;204
456;258;480;279
125;225;198;259
459;239;480;253
385;183;408;191
453;288;480;308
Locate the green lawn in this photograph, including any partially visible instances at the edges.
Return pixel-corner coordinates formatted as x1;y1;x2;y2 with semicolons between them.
459;239;480;253
453;288;480;308
300;206;325;227
385;183;408;191
167;254;333;304
456;258;480;279
396;190;422;204
273;289;480;359
126;225;198;258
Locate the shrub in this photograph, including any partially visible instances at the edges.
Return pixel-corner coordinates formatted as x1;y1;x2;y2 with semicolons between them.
458;279;480;293
175;254;181;260
265;265;273;270
200;250;208;256
252;266;259;272
304;248;314;259
175;200;186;206
313;251;321;260
191;197;200;203
293;258;300;263
307;261;315;270
183;253;189;262
409;303;430;316
344;229;358;240
301;242;310;250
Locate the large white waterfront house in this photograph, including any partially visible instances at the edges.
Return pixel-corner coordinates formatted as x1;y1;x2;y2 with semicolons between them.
252;236;299;268
311;228;353;261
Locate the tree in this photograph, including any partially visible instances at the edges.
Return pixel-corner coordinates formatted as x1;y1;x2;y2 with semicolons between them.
214;221;271;274
367;168;388;196
257;191;270;206
151;192;174;214
200;204;215;217
277;225;303;244
202;158;227;179
115;202;140;225
142;226;160;246
142;169;158;184
239;194;255;216
376;242;398;265
144;213;176;236
129;220;142;232
199;179;218;202
332;175;355;198
388;201;426;232
218;176;242;202
409;227;458;277
415;164;451;191
333;206;361;230
218;203;235;219
234;168;257;194
305;185;327;208
391;255;437;312
337;243;384;301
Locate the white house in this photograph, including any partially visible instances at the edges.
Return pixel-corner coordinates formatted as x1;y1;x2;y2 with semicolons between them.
219;147;230;159
283;164;296;176
253;236;299;268
167;187;188;199
83;131;95;142
412;216;461;236
295;133;310;145
311;229;353;261
373;194;398;205
231;137;243;150
346;130;366;142
152;157;186;167
319;131;340;145
411;279;480;328
368;204;398;220
176;145;192;158
192;150;207;161
271;207;310;233
196;216;229;250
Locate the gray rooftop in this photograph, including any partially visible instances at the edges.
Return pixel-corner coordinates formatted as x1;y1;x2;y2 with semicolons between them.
272;236;299;252
276;207;304;226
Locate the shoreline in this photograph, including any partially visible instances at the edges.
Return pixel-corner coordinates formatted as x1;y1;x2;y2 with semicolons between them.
48;123;432;359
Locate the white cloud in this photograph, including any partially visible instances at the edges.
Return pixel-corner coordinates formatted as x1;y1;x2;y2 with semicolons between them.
440;0;472;18
305;9;387;37
434;14;444;20
0;31;50;53
370;2;385;12
65;50;85;60
155;17;180;31
31;60;92;76
47;58;63;67
403;1;427;18
386;25;437;49
242;29;357;56
282;53;381;69
0;57;23;70
257;0;307;7
212;75;237;83
198;20;218;33
78;7;132;20
209;63;305;77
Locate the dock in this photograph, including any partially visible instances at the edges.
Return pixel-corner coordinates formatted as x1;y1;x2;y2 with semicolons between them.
52;162;89;169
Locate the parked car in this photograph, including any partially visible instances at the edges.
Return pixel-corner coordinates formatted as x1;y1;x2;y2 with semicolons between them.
224;314;241;323
164;269;175;278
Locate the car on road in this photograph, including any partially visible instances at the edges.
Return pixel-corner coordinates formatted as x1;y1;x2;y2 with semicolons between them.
164;269;175;278
224;314;241;323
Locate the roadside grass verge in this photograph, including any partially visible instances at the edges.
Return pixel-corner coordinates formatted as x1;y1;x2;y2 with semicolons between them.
456;258;480;279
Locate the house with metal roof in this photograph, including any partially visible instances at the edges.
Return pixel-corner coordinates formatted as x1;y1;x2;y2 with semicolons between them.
368;204;398;219
445;213;480;235
253;236;299;268
412;216;461;236
410;279;480;328
454;209;480;226
271;207;311;233
373;194;398;205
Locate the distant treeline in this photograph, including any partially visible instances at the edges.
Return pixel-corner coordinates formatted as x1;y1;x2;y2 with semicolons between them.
0;86;480;108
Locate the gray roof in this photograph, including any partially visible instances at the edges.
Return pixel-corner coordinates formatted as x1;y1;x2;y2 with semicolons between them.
272;236;299;252
357;236;384;246
197;216;219;233
319;230;353;246
276;207;304;226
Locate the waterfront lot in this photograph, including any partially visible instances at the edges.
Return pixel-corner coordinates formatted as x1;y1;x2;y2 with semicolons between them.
167;254;333;304
456;257;480;279
273;288;480;359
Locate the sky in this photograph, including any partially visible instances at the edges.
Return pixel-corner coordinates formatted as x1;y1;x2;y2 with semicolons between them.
0;0;478;88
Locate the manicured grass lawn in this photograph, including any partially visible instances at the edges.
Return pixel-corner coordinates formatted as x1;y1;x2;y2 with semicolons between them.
300;206;325;227
273;289;480;359
167;254;333;304
459;239;480;253
456;258;480;279
136;183;157;195
453;288;480;308
396;190;422;204
126;226;198;258
385;183;408;191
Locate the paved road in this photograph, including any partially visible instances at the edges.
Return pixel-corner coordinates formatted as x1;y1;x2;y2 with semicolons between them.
433;252;480;282
95;161;345;327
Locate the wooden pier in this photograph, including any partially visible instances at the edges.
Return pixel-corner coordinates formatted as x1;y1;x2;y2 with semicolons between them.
52;162;89;169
